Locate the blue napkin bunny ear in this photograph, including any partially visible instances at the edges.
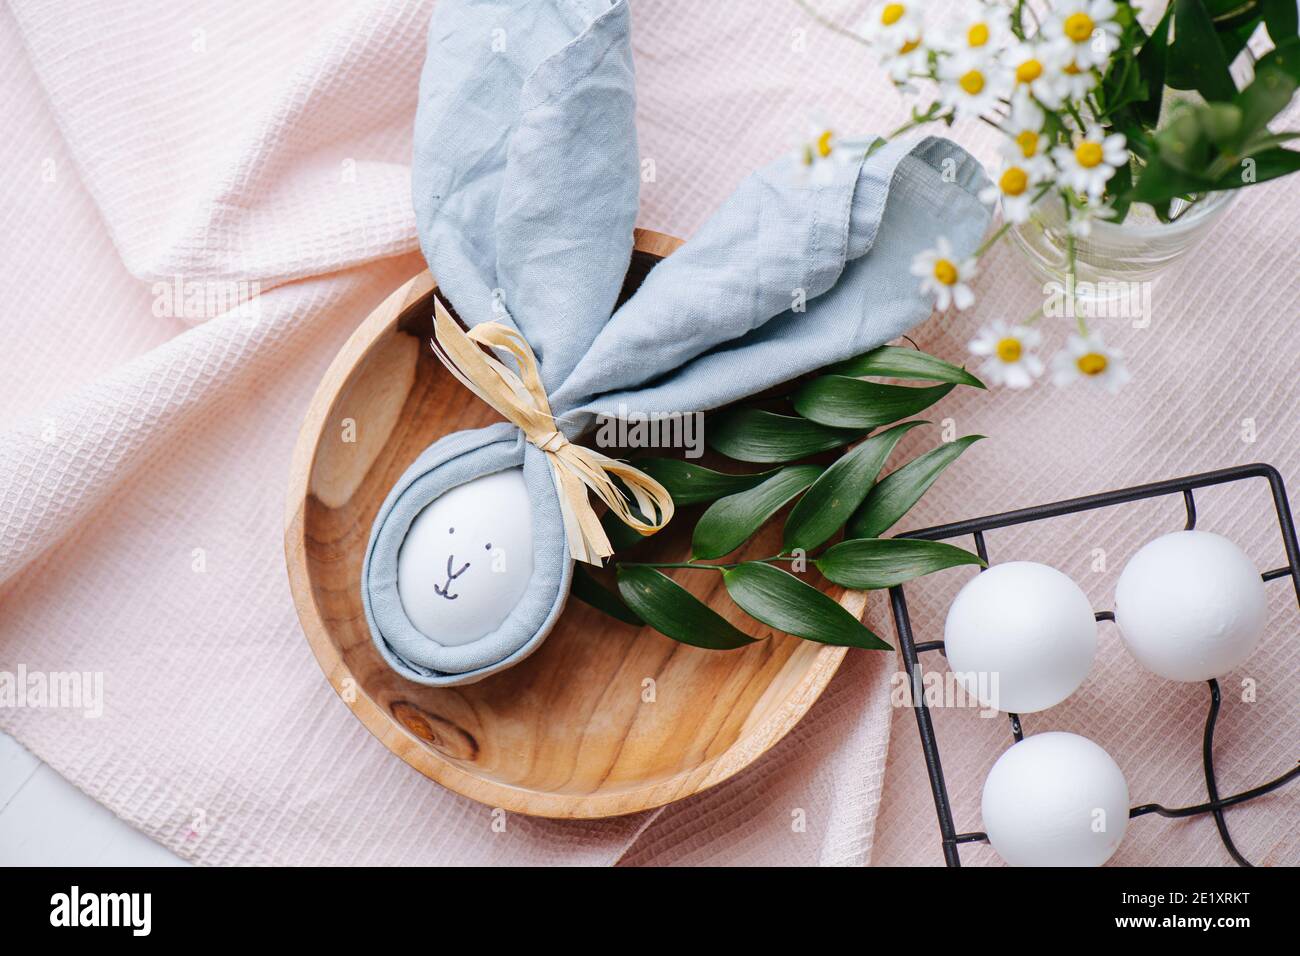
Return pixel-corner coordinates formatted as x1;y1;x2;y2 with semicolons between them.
370;0;641;687
413;0;639;394
552;136;991;433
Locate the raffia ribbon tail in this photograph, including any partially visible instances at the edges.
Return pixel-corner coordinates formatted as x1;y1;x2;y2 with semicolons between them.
429;296;675;565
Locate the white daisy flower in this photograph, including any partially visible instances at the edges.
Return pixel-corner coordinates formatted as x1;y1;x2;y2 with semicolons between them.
939;3;1011;56
1005;41;1066;109
938;50;1012;121
978;159;1045;223
797;122;849;184
1043;0;1122;70
969;322;1044;388
911;236;977;311
1067;198;1118;237
999;94;1052;175
1053;56;1100;100
1052;125;1127;200
860;0;924;50
1051;332;1131;392
879;29;930;83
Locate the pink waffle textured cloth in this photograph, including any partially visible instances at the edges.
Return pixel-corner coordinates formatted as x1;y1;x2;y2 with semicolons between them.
0;0;1295;866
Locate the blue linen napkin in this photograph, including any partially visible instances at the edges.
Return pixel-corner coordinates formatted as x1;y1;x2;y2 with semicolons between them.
365;0;991;685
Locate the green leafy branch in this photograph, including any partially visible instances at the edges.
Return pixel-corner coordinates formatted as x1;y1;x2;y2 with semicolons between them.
572;346;988;651
1102;0;1300;219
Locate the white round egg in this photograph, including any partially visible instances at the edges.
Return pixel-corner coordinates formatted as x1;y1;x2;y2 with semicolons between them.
1114;530;1266;682
944;562;1097;713
982;731;1129;867
396;468;534;647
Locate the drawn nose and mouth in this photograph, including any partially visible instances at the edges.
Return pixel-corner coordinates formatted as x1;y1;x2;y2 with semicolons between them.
434;553;471;600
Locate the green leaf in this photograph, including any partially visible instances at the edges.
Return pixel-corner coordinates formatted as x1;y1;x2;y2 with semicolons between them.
692;465;822;560
1133;100;1249;203
828;345;985;388
1107;159;1134;222
1112;0;1139;28
1132;154;1212;203
847;435;984;539
600;507;649;553
793;376;954;429
782;421;926;553
1202;103;1245;147
636;458;776;506
706;408;864;463
1159;107;1216;174
1234;58;1299;142
1122;124;1157;162
1262;0;1299;42
722;562;891;649
571;564;642;625
1255;34;1300;82
1168;0;1238;101
1213;145;1300;186
1136;6;1174;126
815;538;985;590
616;566;757;650
1100;48;1147;119
1240;130;1300;150
1205;0;1263;31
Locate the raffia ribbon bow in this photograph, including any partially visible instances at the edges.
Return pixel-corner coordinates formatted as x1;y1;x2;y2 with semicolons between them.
429;297;674;565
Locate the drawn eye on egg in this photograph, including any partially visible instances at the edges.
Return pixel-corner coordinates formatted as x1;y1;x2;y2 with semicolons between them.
396;469;534;648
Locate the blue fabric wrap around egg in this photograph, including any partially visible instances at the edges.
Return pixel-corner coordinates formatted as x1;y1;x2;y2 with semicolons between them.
363;0;992;686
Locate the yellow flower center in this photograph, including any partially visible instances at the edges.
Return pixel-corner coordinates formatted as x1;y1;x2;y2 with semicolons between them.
996;338;1023;363
999;166;1029;196
933;258;959;285
1016;130;1040;157
1075;141;1104;168
1064;12;1095;42
967;23;990;47
899;37;921;54
816;130;835;159
1064;61;1083;75
959;70;985;95
881;3;905;26
1077;352;1108;375
1015;59;1043;84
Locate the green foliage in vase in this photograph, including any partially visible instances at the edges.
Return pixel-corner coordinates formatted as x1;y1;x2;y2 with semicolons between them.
1106;1;1300;218
805;0;1300;226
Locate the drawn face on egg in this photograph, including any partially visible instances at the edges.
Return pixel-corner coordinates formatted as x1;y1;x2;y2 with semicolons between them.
396;468;534;647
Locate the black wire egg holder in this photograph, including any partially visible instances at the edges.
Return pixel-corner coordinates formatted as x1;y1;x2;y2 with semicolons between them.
887;462;1300;867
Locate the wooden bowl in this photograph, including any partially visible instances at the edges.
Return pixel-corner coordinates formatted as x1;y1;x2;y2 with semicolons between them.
284;229;858;818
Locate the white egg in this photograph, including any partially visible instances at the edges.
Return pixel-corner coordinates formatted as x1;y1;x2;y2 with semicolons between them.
396;468;534;647
1114;530;1266;682
982;731;1129;867
944;561;1097;713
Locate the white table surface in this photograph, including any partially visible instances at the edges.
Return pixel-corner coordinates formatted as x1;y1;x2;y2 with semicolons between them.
0;731;187;866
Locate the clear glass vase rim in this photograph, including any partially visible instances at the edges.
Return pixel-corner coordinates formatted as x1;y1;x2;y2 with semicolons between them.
1083;189;1236;240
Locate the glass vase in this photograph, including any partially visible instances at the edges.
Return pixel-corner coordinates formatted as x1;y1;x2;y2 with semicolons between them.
1008;189;1237;298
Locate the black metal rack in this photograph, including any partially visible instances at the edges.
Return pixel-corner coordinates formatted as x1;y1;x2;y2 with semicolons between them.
887;463;1300;867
